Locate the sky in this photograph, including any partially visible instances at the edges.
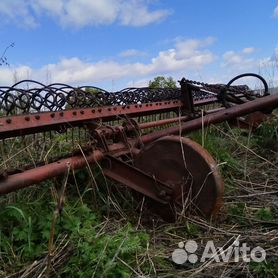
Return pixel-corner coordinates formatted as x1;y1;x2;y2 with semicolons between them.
0;0;277;90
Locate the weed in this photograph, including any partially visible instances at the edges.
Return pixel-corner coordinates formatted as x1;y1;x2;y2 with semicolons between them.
250;258;278;278
255;207;274;221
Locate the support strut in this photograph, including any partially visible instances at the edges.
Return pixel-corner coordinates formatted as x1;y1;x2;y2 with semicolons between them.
102;155;173;204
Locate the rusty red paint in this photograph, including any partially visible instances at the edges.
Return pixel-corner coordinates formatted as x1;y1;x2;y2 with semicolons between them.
134;136;224;220
0;142;134;195
0;97;217;139
140;94;278;144
102;155;173;204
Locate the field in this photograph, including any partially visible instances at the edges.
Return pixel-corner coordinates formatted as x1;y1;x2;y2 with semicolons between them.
0;115;277;278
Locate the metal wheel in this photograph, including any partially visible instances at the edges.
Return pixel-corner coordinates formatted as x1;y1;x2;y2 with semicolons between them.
134;136;224;221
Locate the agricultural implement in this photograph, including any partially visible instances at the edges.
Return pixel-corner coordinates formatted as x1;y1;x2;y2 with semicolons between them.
0;73;277;220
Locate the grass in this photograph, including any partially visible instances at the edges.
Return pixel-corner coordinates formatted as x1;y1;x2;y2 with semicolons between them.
0;113;277;277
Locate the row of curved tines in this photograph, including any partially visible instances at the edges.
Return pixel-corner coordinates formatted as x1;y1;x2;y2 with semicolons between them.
0;80;220;116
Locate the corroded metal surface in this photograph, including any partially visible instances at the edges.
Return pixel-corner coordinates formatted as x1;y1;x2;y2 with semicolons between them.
133;136;224;220
140;94;278;144
0;73;276;222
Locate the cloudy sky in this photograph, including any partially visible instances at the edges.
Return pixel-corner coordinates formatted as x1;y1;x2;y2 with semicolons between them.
0;0;277;90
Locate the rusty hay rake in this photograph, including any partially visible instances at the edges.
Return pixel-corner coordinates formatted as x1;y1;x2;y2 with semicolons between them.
0;73;277;221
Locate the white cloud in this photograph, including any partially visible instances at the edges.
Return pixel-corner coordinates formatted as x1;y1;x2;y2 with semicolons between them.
220;47;277;88
0;65;33;84
127;78;149;87
174;37;215;60
222;48;259;71
0;38;214;86
0;0;37;28
119;49;145;57
242;47;255;54
223;51;243;65
118;1;171;26
1;42;276;89
0;0;171;28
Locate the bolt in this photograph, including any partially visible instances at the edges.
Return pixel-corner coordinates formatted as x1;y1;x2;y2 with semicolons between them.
24;116;30;121
80;110;84;114
35;115;40;120
158;190;166;197
73;111;77;116
50;113;55;118
6;119;11;124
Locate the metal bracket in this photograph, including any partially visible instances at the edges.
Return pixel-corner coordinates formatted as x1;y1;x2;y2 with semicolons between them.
179;78;195;116
93;128;110;152
102;155;173;204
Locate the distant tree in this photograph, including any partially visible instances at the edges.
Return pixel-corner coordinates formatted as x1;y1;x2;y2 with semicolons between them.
85;87;100;94
148;76;177;88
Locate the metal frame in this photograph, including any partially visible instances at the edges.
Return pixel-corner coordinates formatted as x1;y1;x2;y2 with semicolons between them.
0;74;277;219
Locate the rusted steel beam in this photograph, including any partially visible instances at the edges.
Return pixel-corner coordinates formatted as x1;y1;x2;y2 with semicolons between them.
0;143;136;195
137;108;225;130
0;151;103;194
0;97;216;140
139;116;188;129
140;94;278;144
0;100;182;139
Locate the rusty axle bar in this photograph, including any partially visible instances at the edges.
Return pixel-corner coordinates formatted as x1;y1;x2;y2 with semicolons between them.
140;94;278;144
0;143;139;195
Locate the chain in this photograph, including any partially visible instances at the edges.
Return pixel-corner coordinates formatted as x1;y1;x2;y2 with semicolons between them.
181;78;250;94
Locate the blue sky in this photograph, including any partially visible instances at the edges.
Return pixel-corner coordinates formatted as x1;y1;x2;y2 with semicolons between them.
0;0;277;90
